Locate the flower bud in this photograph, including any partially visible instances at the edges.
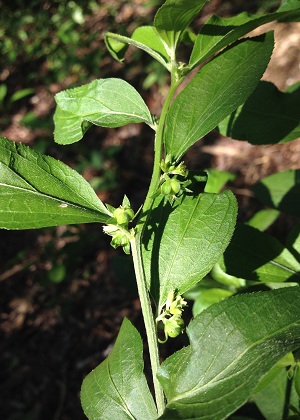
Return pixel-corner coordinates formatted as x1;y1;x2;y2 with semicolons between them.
113;206;134;225
170;178;181;194
164;316;184;338
161;180;172;195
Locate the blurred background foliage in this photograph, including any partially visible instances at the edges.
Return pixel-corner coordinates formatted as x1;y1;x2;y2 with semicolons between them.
1;0;299;419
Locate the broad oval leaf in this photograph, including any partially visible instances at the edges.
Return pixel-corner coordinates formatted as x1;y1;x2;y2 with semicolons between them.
0;137;110;229
189;5;300;69
142;190;237;309
158;287;300;419
218;81;300;144
253;169;300;216
154;0;209;52
221;223;300;283
81;318;157;420
54;78;153;145
165;33;274;160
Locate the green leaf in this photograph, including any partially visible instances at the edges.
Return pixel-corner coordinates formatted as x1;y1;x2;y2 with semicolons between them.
105;30;170;68
278;0;300;17
286;223;300;261
158;287;300;419
189;5;300;69
221;223;300;283
142;190;237;309
192;287;233;316
105;33;128;63
204;169;236;194
295;368;300;399
247;208;280;231
165;33;274;160
154;0;209;53
253;170;300;217
0;137;110;229
54;78;153;145
253;365;299;420
132;26;170;62
81;318;157;420
218;81;300;144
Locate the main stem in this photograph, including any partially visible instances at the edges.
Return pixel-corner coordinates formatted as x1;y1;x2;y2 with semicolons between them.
131;76;183;416
131;235;165;415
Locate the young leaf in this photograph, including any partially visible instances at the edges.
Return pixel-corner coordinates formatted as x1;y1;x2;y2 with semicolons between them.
253;169;300;216
154;0;209;54
105;30;170;68
165;33;274;160
158;287;300;419
132;26;170;63
81;318;157;420
142;190;237;309
0;137;110;229
189;5;300;70
54;78;153;145
218;81;300;144
221;223;300;283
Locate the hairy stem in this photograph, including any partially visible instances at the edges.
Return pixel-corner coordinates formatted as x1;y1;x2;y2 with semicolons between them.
131;76;184;415
137;76;183;232
131;235;165;415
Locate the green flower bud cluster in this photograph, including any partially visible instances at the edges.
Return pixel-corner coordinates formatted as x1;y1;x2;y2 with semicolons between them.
159;155;188;203
113;206;135;226
156;290;187;343
160;154;188;177
103;196;135;255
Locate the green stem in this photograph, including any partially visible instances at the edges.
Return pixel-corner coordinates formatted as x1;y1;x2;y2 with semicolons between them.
130;76;184;415
131;235;165;416
282;373;293;420
137;76;183;232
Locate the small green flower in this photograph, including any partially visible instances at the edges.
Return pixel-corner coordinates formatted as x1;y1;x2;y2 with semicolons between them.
156;290;187;343
164;315;185;338
113;206;134;225
103;197;135;254
160;154;188;177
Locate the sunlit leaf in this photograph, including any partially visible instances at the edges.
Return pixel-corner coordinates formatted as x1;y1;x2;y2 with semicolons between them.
189;4;300;69
158;287;300;419
253;169;300;216
81;318;157;420
0;137;110;229
247;208;280;231
54;78;153;145
165;33;274;160
154;0;209;52
142;190;237;309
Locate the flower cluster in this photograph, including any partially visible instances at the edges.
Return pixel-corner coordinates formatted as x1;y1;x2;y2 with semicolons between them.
156;290;187;343
103;196;135;254
159;154;189;203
